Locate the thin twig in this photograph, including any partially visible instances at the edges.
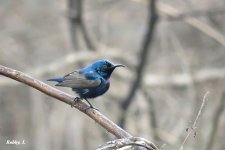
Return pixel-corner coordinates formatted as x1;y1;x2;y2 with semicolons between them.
0;65;131;138
179;91;210;150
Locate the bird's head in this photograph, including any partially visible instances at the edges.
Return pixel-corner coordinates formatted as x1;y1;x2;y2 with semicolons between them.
91;59;125;79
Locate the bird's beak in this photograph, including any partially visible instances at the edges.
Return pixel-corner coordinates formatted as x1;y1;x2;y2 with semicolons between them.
113;64;126;68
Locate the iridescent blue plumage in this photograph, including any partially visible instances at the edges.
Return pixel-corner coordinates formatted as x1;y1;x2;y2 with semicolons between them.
47;59;125;108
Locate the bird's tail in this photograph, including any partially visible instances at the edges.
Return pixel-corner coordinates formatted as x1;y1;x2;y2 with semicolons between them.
47;77;64;83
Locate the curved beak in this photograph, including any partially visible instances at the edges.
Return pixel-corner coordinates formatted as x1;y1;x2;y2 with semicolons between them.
113;64;126;68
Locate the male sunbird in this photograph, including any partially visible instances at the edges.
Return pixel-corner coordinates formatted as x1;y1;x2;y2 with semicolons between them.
47;59;125;109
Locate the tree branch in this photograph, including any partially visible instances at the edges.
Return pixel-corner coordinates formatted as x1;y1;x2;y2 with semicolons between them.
119;0;158;127
133;0;225;48
68;0;81;50
68;0;96;50
157;2;225;48
97;137;159;150
0;65;130;138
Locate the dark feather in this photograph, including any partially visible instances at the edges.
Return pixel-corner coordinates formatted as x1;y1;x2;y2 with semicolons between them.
56;71;101;88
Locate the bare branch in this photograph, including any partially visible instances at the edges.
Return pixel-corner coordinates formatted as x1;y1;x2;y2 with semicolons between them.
119;0;158;127
68;0;96;50
180;92;209;150
131;0;225;48
0;65;131;138
68;0;81;50
97;137;159;150
157;2;225;48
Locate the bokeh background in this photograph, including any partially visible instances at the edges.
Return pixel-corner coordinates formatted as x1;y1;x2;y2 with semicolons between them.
1;0;225;150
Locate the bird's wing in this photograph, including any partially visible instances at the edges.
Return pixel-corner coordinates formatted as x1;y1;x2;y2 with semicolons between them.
55;71;101;88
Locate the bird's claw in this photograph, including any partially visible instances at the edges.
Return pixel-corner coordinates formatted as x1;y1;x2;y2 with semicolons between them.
90;106;99;111
83;98;99;111
84;105;99;112
71;97;80;108
71;97;99;111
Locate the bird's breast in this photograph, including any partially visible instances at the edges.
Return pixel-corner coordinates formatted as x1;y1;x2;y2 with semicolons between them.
74;79;110;99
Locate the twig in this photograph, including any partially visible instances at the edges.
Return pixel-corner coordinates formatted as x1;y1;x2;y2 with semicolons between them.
119;0;158;128
68;0;96;50
0;65;131;138
68;0;81;50
157;2;225;48
179;91;210;150
131;0;225;48
97;137;159;150
80;18;96;50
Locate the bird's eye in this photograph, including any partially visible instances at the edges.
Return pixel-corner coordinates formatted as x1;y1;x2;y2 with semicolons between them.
102;65;107;70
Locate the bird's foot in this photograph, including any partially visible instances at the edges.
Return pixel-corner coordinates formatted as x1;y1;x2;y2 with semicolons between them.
71;97;80;108
84;105;99;112
84;98;99;111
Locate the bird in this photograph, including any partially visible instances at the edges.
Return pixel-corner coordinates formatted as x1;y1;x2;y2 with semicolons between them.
47;59;125;109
